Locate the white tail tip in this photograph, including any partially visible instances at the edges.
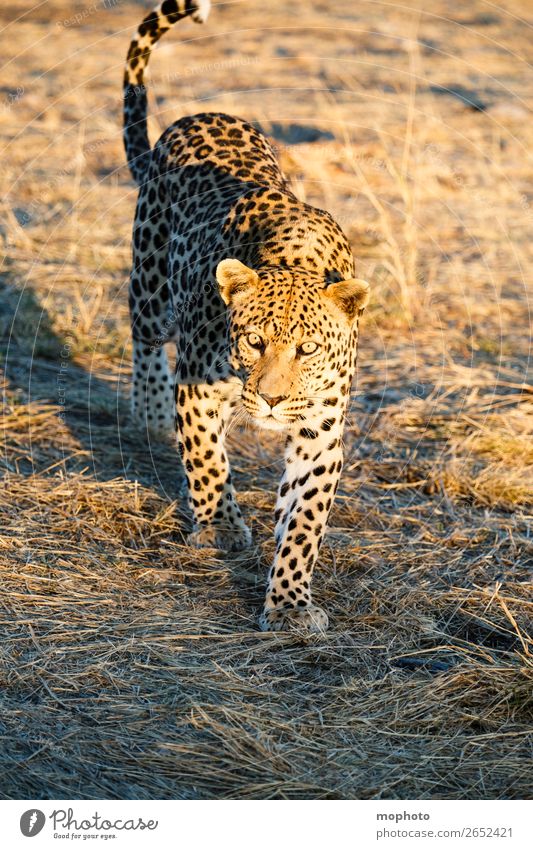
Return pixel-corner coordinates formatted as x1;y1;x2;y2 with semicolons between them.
192;0;211;24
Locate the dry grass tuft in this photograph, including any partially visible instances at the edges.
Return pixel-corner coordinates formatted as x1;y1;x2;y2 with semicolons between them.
0;0;531;799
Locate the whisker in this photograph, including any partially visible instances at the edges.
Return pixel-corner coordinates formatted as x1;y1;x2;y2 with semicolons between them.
226;407;249;436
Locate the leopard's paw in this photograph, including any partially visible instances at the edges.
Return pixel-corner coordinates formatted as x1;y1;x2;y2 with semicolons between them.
259;604;329;634
187;523;252;552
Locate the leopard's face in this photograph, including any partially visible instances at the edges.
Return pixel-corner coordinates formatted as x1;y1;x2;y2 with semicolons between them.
216;261;370;431
233;304;346;432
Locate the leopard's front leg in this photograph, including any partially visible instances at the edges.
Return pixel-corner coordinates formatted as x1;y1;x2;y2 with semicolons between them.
177;378;251;551
259;419;344;633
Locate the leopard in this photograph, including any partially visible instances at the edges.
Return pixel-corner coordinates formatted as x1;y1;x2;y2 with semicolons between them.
124;0;370;632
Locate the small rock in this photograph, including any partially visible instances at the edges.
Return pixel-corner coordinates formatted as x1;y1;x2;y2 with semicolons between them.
254;121;335;145
430;84;489;112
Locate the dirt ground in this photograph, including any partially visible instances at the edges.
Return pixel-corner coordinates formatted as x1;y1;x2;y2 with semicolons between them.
0;0;532;799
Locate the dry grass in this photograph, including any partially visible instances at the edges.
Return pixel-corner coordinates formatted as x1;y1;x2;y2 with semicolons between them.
0;0;532;799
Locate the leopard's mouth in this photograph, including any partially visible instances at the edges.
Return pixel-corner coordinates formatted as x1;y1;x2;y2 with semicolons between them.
242;405;297;431
241;393;311;430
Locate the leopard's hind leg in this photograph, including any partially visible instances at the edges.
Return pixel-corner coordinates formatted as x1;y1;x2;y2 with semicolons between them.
129;175;176;438
131;339;175;438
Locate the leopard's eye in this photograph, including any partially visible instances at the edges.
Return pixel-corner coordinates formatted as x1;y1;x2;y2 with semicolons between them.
245;332;265;350
297;341;319;356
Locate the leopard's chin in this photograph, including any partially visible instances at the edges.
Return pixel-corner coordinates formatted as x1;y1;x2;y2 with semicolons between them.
252;415;290;432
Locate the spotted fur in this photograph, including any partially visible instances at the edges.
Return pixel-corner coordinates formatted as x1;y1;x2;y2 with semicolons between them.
124;0;370;632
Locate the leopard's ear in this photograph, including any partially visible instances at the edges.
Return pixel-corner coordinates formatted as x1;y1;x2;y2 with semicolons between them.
216;259;259;305
323;278;370;320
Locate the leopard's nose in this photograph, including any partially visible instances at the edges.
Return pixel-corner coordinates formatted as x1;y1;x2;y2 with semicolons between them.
259;393;287;409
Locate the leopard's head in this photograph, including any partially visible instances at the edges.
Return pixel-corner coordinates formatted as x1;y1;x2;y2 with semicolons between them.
216;259;369;431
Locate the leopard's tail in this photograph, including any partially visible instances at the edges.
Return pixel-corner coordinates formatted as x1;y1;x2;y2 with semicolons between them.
123;0;211;185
